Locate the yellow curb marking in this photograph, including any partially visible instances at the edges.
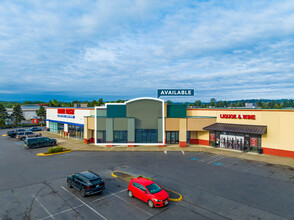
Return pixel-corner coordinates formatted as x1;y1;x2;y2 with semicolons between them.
2;134;7;136
111;171;183;202
163;188;183;201
36;144;71;156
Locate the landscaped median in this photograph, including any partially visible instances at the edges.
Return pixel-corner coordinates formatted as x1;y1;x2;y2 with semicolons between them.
36;145;71;156
111;171;183;202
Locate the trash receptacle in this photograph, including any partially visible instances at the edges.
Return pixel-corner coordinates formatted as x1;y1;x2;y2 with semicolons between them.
258;148;263;154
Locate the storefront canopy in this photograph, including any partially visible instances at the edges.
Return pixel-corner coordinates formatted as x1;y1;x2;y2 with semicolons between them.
203;123;267;135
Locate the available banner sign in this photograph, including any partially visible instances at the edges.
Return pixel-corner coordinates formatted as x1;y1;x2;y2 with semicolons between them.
157;89;194;98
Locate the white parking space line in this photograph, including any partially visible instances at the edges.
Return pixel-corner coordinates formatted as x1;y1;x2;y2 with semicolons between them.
61;186;107;220
34;196;55;219
41;189;128;220
40;204;84;220
91;189;127;202
112;194;153;217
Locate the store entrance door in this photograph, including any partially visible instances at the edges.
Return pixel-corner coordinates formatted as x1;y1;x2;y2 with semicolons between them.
166;131;179;144
244;134;250;151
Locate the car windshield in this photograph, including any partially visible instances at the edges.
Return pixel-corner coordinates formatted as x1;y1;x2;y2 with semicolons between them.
90;178;103;185
146;183;162;194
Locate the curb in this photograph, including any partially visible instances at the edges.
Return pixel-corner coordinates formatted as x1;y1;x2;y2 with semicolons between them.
164;188;183;201
36;145;71;156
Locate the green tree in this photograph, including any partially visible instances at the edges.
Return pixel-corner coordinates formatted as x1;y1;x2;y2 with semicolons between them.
282;100;288;108
194;100;201;107
0;103;8;120
10;104;25;125
36;105;46;120
210;98;216;106
257;99;263;108
166;100;173;105
0;118;5;127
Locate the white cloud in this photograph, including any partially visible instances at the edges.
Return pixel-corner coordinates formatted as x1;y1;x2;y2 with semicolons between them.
0;0;294;101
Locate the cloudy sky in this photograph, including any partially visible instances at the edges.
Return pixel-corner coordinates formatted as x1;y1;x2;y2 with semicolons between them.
1;0;294;102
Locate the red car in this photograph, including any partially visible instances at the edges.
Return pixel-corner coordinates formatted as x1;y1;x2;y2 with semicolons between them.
128;177;169;208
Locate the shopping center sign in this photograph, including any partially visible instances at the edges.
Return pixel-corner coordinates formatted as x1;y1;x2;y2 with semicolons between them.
57;108;75;119
157;89;194;98
220;114;255;120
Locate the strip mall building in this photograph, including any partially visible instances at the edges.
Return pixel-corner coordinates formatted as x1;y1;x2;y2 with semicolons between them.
46;97;294;158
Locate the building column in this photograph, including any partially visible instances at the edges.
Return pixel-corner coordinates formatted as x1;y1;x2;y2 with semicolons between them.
128;118;135;147
83;117;89;144
179;118;187;147
64;123;69;137
106;118;113;147
46;121;49;131
158;118;164;147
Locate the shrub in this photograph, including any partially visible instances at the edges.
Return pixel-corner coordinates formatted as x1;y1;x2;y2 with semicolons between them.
48;146;63;154
137;175;152;181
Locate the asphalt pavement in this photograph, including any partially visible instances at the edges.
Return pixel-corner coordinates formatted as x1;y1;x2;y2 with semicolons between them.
1;128;294;220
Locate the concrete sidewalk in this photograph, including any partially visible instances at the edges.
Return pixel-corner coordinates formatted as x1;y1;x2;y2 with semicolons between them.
42;131;294;168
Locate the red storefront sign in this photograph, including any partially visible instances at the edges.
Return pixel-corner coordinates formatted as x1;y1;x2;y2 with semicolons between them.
57;109;75;115
250;138;258;147
66;109;75;115
209;133;215;141
220;114;255;120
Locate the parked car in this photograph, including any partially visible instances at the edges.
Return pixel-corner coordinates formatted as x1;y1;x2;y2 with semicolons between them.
7;129;27;138
128;177;169;208
24;137;57;149
29;127;42;132
67;171;105;197
16;131;42;141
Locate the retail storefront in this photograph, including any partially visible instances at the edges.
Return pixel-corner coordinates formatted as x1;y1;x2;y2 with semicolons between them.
46;98;294;158
46;107;93;140
203;123;266;153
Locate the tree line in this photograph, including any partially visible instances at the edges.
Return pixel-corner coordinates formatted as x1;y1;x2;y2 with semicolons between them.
168;98;294;109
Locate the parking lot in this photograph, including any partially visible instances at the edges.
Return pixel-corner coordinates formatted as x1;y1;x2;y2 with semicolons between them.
1;128;294;219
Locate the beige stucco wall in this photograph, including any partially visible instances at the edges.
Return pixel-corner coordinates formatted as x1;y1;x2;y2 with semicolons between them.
165;118;180;131
87;117;95;130
187;118;216;131
187;109;294;151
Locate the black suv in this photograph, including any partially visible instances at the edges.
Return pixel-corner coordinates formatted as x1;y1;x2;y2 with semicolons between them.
7;129;27;138
24;137;57;148
67;171;105;197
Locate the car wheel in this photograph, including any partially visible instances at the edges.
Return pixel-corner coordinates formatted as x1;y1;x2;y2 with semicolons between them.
148;200;154;208
80;188;86;197
21;137;25;141
67;180;72;188
51;141;56;146
31;144;36;149
128;190;133;198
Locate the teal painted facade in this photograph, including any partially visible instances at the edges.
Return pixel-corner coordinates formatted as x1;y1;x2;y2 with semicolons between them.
96;98;163;144
167;105;187;118
107;105;126;118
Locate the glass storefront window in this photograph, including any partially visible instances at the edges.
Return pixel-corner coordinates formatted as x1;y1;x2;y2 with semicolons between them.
209;131;215;147
166;131;179;144
97;131;106;143
187;131;191;144
211;131;261;152
113;131;127;143
135;129;158;143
